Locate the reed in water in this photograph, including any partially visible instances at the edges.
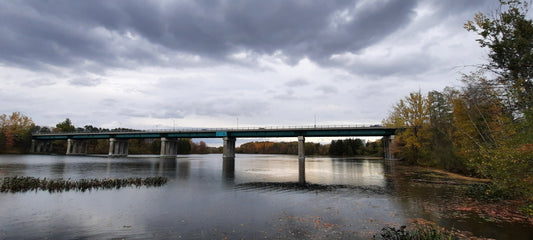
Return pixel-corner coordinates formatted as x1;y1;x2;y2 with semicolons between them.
0;176;168;193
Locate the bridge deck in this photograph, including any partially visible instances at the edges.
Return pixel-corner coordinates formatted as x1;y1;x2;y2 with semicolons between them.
32;126;396;140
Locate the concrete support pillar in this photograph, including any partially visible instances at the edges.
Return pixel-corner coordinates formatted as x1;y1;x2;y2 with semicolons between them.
32;140;52;153
44;141;51;153
108;138;128;157
383;136;389;159
160;138;167;156
122;140;128;156
223;137;236;159
119;140;128;156
66;139;88;155
298;136;305;161
383;136;394;160
73;141;79;154
298;136;305;184
222;137;236;181
108;138;116;156
66;139;72;155
160;137;178;157
114;141;121;155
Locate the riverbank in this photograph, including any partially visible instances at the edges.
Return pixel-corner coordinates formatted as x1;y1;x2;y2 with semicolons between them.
389;163;532;225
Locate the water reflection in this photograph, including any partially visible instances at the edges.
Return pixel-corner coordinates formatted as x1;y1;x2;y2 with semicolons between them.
235;156;388;193
157;157;177;177
177;159;190;180
50;160;66;177
222;157;235;181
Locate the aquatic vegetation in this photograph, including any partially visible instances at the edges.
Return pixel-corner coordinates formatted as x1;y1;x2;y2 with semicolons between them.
0;176;168;193
374;224;459;240
235;181;386;194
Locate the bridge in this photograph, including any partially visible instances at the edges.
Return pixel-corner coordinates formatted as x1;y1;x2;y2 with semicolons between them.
31;125;397;160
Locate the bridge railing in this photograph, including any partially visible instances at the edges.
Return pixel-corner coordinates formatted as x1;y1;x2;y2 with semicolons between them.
32;124;385;135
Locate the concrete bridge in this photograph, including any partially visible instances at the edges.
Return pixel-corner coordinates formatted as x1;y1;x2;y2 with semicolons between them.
31;125;397;160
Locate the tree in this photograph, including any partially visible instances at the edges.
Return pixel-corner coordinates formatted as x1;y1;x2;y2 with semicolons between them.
197;141;207;154
55;118;75;133
465;0;533;117
0;112;35;153
461;0;533;198
383;91;432;164
364;140;383;156
427;89;465;171
453;73;531;197
177;139;191;154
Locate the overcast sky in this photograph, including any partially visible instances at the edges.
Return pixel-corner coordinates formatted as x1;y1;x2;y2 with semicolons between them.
1;0;497;133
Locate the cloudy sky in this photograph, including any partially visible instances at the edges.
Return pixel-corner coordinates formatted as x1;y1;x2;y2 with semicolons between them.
1;0;497;132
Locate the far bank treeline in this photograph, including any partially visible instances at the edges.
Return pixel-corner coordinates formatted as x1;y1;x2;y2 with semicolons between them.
0;114;384;156
384;1;532;200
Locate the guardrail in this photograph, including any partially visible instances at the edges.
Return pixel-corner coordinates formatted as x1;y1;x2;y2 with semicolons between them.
32;124;385;135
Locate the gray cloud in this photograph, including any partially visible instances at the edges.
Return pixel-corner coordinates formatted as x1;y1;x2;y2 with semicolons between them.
274;89;297;101
316;85;338;94
22;78;56;88
69;77;102;86
0;0;499;129
0;0;425;72
285;79;310;87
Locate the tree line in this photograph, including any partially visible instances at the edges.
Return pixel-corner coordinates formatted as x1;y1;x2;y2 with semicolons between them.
0;116;222;154
236;139;383;156
384;0;532;200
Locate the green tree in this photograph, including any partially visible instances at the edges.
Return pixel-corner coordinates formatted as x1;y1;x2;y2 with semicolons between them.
55;118;75;133
364;140;383;156
461;0;533;198
453;74;531;197
177;139;191;154
427;89;465;171
465;0;533;117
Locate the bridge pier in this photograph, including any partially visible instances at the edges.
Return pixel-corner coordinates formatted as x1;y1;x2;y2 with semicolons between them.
108;138;128;157
223;137;236;160
66;139;88;155
298;136;305;161
298;136;305;183
383;136;395;160
222;137;236;180
31;140;52;153
160;137;179;157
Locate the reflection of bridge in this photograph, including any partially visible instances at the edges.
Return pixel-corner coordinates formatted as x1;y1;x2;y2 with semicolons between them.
31;126;397;160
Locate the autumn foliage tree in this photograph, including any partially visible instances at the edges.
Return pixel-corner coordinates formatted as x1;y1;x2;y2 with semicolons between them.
459;0;533;198
383;91;433;165
384;0;533;199
0;112;35;153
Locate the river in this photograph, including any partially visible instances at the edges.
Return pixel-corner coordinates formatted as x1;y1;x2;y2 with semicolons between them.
0;154;531;239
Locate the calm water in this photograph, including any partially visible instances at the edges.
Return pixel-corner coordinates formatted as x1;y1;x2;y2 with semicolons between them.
0;154;531;239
